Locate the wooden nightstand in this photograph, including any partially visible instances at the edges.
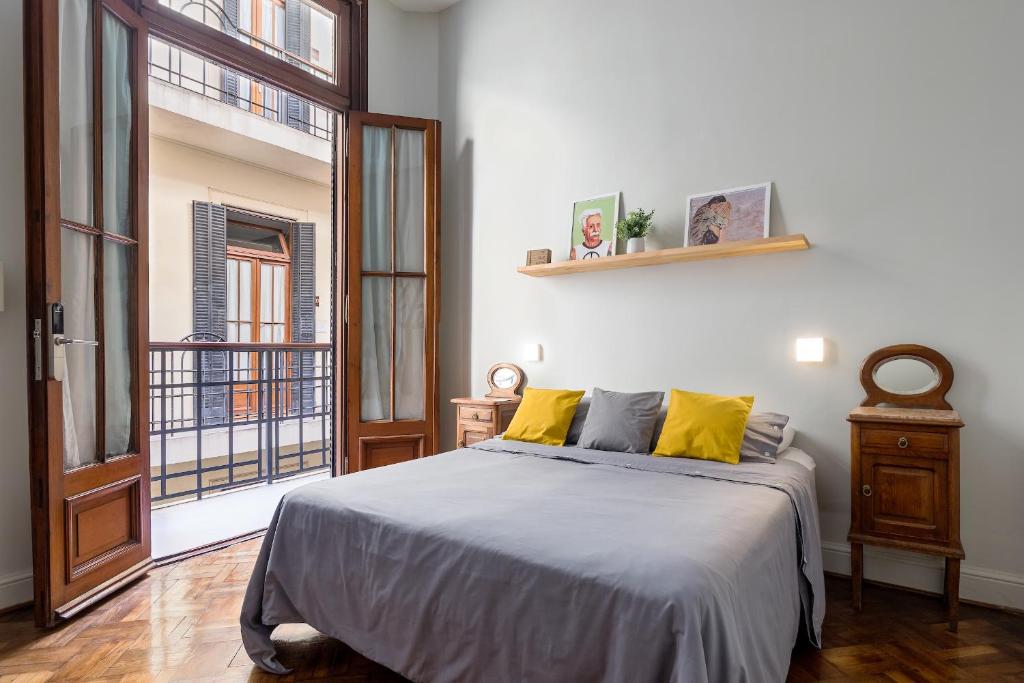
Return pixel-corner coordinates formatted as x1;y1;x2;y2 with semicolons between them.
451;397;521;448
848;345;965;631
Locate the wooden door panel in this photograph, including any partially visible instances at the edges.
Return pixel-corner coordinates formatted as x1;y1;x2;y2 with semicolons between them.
357;435;425;471
65;476;142;582
862;452;948;541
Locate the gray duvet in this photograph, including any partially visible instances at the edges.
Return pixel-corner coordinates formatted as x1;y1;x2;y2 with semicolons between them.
241;440;825;682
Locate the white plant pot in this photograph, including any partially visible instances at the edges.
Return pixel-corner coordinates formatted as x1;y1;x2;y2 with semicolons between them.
626;237;646;254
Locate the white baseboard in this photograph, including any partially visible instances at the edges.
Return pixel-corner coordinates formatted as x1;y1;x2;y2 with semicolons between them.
822;541;1024;612
0;569;33;611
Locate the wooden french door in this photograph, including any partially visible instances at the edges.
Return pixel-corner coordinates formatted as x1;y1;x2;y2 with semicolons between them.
345;113;440;472
226;247;291;418
24;0;151;626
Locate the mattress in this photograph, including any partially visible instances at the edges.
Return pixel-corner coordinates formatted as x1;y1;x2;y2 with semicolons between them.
241;439;825;682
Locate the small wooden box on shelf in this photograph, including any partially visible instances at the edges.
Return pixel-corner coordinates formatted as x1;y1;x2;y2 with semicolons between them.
848;344;965;631
451;363;525;448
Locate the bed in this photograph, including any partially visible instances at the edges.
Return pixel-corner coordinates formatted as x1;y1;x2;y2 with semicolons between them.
241;439;825;682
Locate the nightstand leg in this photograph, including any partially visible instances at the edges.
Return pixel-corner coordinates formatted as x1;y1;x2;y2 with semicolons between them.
851;542;863;611
945;557;960;633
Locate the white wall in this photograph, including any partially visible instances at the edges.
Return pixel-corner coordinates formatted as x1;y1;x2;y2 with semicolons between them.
0;0;33;609
369;0;440;119
438;0;1024;608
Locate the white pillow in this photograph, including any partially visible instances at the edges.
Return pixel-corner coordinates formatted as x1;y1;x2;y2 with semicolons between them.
779;423;796;452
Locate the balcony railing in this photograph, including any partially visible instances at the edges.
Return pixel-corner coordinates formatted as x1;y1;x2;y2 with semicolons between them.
149;342;332;506
148;36;335;141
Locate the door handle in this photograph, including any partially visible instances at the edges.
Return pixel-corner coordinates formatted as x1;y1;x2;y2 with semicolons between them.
862;484;873;497
55;336;99;347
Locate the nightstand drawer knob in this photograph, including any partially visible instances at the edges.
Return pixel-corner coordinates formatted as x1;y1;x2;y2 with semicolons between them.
862;484;873;497
472;412;480;420
458;440;465;448
898;437;909;449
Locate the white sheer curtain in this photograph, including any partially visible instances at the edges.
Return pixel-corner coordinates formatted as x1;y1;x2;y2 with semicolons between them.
360;127;392;421
394;129;425;420
59;0;97;469
103;11;133;455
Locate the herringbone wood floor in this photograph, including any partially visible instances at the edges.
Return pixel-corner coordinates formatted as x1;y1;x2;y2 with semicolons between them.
1;538;1022;681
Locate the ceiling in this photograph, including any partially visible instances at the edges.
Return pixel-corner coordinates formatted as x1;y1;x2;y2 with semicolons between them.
388;0;461;11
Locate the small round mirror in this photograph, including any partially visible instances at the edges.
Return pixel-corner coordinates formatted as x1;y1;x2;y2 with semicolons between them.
872;356;940;396
493;367;517;389
486;363;525;398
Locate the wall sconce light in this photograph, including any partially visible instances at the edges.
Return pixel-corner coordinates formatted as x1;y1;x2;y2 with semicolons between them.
795;337;825;363
523;343;543;362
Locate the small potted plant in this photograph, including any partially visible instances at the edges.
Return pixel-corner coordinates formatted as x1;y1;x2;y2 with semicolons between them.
616;208;655;254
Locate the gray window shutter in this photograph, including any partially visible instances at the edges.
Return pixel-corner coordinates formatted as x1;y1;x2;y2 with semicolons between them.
220;0;240;107
284;0;311;132
193;201;229;425
290;222;316;413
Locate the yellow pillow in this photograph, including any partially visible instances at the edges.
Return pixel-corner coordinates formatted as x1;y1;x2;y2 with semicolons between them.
653;389;754;464
503;388;585;446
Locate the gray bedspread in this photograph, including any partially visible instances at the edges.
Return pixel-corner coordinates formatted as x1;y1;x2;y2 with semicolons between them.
241;439;825;682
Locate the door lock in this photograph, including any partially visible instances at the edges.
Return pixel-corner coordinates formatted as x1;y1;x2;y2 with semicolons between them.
50;302;98;381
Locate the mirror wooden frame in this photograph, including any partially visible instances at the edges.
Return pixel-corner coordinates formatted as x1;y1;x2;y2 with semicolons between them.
860;344;954;410
485;363;525;399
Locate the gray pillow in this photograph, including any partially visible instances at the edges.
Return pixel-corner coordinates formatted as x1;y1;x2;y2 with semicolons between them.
565;398;590;445
577;388;665;454
740;412;791;463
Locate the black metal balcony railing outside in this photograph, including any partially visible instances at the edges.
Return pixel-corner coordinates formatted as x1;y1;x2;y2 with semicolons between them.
148;36;334;141
149;342;332;505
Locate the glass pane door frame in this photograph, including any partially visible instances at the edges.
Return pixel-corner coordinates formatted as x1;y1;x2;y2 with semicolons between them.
56;0;148;465
344;112;441;473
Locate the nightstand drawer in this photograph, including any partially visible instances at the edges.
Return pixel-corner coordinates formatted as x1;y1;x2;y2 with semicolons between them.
458;405;494;424
861;427;948;455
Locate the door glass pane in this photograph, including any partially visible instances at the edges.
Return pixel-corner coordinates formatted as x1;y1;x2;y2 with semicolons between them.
395;278;425;420
227;321;238;342
102;11;132;236
227;259;239;321
360;276;391;421
159;0;337;83
239;261;252;321
58;0;94;226
395;129;425;273
103;241;133;456
61;229;98;470
272;266;285;323
361;126;392;272
260;263;272;325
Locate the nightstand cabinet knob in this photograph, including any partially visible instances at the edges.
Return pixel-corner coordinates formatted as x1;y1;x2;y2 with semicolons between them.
862;484;872;497
457;440;465;448
898;436;909;449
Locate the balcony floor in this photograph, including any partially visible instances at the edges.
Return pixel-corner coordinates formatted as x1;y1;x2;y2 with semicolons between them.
151;469;330;561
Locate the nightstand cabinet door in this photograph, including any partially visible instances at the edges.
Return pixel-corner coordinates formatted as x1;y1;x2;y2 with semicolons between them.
861;451;949;542
458;426;491;448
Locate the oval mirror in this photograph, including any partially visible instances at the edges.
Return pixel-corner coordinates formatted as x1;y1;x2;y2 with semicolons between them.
872;356;940;396
493;367;517;389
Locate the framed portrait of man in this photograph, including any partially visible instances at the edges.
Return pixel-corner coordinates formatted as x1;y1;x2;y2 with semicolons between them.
568;193;620;260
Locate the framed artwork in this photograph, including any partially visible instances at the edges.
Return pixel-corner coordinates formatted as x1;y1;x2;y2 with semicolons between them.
568;193;620;260
685;182;771;247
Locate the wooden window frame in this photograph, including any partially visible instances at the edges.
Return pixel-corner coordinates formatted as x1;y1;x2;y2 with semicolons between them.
139;0;368;112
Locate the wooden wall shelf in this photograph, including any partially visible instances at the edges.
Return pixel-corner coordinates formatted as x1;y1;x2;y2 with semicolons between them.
516;234;809;277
